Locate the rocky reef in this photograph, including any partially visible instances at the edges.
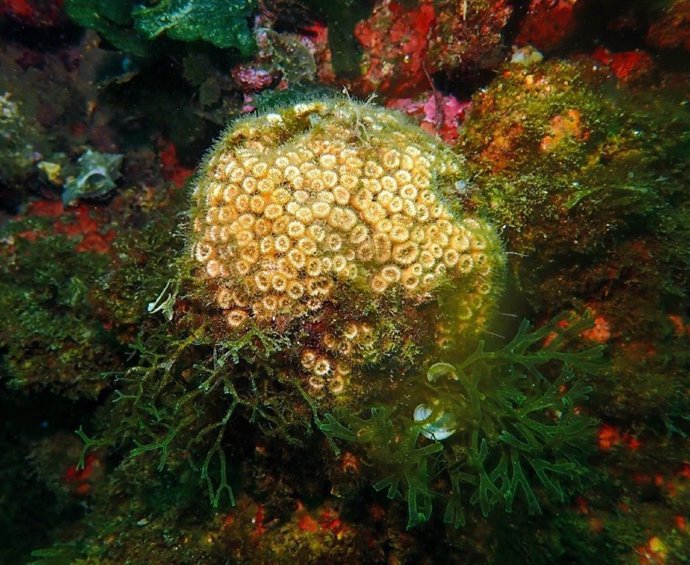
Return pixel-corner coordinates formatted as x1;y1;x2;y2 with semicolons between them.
1;2;690;564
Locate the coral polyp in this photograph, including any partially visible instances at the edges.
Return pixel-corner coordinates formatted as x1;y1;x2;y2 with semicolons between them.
188;98;505;399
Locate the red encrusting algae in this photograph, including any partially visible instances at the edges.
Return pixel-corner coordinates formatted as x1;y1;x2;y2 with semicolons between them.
353;0;435;97
63;453;101;497
159;140;193;188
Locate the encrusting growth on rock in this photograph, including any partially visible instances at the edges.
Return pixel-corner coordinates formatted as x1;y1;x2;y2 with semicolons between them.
189;98;504;400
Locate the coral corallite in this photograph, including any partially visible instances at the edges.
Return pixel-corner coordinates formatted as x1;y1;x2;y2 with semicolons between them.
189;98;504;400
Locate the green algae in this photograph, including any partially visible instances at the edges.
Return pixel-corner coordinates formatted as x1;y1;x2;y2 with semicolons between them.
65;0;257;56
0;222;115;398
133;0;257;55
319;313;602;529
75;318;307;510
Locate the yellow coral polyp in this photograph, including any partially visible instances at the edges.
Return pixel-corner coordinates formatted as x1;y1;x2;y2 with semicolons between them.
189;98;505;397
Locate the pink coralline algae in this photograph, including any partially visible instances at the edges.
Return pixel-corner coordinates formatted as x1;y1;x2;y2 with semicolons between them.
387;93;470;145
230;65;277;93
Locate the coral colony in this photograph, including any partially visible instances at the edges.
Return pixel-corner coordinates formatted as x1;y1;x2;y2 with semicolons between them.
189;99;504;401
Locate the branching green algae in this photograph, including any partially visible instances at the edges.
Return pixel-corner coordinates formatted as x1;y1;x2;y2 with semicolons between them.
319;313;601;529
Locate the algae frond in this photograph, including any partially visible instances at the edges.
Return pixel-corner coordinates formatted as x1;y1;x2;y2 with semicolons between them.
319;313;603;529
76;316;308;509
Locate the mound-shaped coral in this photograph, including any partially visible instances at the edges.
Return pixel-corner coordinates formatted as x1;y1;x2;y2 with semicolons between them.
189;98;504;400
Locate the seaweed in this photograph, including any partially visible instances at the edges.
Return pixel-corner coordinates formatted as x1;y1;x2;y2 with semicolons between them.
76;318;308;509
65;0;257;56
65;0;150;55
319;313;603;529
133;0;257;55
74;258;599;528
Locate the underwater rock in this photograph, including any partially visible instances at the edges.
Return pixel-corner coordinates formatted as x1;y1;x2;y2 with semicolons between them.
461;58;690;297
591;47;655;84
0;91;42;187
3;2;690;563
427;0;512;73
352;0;435;97
461;58;648;254
0;0;66;28
189;97;505;403
460;57;690;429
0;204;117;398
646;0;690;52
350;0;513;97
515;0;585;52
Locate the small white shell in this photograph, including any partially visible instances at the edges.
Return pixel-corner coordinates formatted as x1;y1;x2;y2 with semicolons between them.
413;404;457;441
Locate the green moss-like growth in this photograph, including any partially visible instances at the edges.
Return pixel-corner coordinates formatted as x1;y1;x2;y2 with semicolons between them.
0;184;188;400
461;60;690;434
461;59;690;317
73;298;601;549
76;319;307;510
0;220;116;398
319;314;602;529
462;59;649;254
89;186;187;329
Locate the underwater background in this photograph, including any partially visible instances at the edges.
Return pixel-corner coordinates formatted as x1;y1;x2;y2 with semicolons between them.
1;1;689;563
